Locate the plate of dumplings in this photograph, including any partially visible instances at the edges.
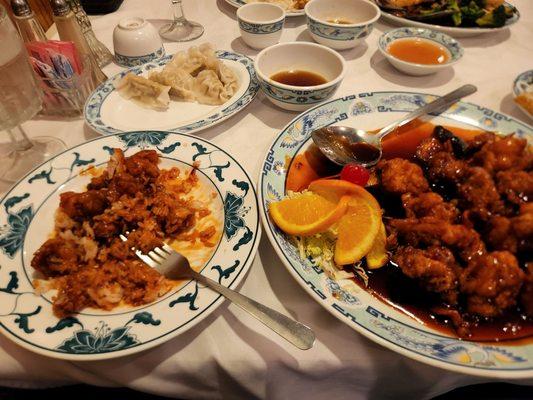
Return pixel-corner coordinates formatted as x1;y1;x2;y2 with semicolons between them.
84;43;260;136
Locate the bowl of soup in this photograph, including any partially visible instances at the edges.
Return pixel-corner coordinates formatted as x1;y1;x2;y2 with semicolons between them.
378;27;463;76
305;0;380;50
254;42;346;111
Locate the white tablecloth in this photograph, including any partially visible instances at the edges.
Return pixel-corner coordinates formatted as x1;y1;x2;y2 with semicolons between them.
1;0;532;398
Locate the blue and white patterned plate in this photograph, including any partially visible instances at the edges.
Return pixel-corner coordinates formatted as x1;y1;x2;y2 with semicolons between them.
513;69;533;120
84;51;259;136
259;91;533;378
376;1;520;38
225;0;304;17
0;131;260;360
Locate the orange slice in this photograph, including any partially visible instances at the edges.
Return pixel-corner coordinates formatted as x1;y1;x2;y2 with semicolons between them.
366;221;388;269
334;195;381;265
308;179;381;212
269;192;350;236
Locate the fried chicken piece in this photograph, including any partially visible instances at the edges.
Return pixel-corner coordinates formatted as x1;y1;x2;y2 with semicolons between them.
124;150;160;181
415;137;444;163
485;216;518;253
426;152;468;183
460;251;524;317
402;192;459;222
496;169;533;205
389;217;486;263
416;130;468;182
458;167;504;214
393;246;459;304
377;158;429;195
59;190;109;220
483;203;533;254
471;134;529;174
31;238;82;277
521;263;533;317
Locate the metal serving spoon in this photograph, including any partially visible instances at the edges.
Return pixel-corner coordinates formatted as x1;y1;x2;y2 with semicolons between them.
311;84;477;167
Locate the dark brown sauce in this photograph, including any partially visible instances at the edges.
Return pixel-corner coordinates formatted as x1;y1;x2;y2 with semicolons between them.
271;70;327;87
347;142;381;164
354;264;533;343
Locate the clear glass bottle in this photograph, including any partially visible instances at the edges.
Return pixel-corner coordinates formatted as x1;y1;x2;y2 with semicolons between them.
65;0;113;67
10;0;47;43
50;0;106;85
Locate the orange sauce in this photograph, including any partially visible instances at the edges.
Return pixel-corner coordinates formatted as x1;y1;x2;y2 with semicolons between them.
387;38;450;65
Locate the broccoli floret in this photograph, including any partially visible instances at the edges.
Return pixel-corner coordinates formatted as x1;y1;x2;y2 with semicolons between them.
447;0;462;26
460;1;485;25
476;4;507;27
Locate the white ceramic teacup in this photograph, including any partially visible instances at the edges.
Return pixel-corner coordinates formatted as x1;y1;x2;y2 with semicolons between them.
237;3;285;50
113;17;165;67
305;0;380;50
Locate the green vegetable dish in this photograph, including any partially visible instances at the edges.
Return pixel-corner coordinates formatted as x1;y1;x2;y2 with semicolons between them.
376;0;517;28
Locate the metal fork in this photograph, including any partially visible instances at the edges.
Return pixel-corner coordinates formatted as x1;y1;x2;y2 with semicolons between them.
119;235;316;350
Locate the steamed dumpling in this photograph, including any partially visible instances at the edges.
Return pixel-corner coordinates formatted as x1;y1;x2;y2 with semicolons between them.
218;63;239;100
116;43;240;108
150;68;196;102
194;70;228;105
115;73;170;110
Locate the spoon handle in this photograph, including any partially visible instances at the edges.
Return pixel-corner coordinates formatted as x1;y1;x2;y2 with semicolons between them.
376;84;477;140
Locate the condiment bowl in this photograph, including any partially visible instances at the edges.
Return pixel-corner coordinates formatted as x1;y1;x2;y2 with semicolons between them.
254;42;346;112
378;27;463;76
237;3;285;50
304;0;380;50
113;17;165;67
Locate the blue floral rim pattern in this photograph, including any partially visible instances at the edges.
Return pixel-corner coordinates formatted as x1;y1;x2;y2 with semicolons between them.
513;69;533;97
257;74;340;105
114;47;165;67
84;51;259;136
379;27;463;63
0;131;260;360
307;17;372;41
259;91;533;378
239;19;284;34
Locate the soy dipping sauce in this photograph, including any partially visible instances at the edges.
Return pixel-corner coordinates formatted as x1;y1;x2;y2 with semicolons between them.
271;70;327;87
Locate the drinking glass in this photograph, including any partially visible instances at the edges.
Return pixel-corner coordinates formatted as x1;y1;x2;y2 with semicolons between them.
159;0;204;42
0;5;66;182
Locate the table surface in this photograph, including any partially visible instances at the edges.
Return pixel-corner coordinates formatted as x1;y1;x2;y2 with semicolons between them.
1;0;532;398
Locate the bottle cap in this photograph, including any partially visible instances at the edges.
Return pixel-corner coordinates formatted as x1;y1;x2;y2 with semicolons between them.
50;0;70;16
10;0;31;17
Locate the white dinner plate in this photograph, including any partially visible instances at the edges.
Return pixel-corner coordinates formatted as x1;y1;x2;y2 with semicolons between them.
513;69;533;120
0;131;261;360
377;1;520;38
224;0;305;17
84;51;259;136
259;91;533;378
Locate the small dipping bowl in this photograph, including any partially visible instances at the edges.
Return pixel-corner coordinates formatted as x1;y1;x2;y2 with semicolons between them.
113;17;165;67
305;0;380;50
378;27;463;76
254;42;346;112
237;3;285;50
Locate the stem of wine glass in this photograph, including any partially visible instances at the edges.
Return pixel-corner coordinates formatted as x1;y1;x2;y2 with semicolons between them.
8;125;33;152
172;0;187;24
